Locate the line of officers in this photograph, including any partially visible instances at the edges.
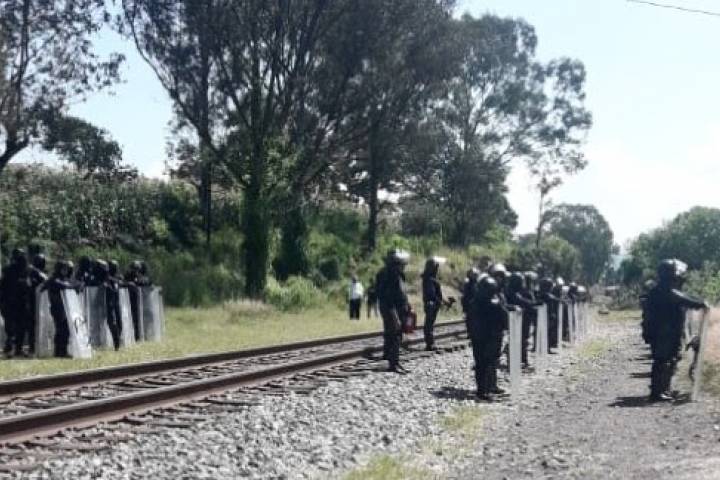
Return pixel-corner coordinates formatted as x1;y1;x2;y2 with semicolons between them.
375;249;588;400
0;249;152;358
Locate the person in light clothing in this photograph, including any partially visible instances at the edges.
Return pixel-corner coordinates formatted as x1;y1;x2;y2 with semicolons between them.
348;275;364;320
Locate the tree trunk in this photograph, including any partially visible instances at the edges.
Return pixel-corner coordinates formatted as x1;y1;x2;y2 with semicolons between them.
242;161;270;298
275;199;310;281
365;125;380;253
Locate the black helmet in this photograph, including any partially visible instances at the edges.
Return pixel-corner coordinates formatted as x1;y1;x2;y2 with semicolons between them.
508;272;524;291
539;277;554;292
489;263;508;279
78;256;93;270
642;279;656;292
657;259;687;283
139;261;149;275
423;257;441;277
10;248;26;265
524;271;539;283
569;282;578;295
466;267;480;281
108;260;119;276
54;260;70;276
555;276;565;288
130;260;142;271
476;276;498;300
386;249;410;266
95;260;109;274
33;254;47;271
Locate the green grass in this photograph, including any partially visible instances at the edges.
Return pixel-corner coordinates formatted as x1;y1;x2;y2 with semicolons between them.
345;455;434;480
439;405;485;437
0;300;457;381
576;339;612;360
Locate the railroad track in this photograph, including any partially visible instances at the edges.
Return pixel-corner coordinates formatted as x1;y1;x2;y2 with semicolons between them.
0;321;467;452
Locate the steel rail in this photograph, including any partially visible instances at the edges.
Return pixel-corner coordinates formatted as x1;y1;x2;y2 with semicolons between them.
0;325;467;445
0;320;464;398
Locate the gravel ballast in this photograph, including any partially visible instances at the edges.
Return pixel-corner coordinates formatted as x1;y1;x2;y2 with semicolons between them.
8;315;720;479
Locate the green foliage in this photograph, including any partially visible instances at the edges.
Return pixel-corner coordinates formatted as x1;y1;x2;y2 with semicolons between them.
685;263;720;304
629;207;720;272
509;234;581;280
264;276;326;312
545;203;614;284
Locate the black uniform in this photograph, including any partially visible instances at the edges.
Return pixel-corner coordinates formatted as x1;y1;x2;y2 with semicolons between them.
422;273;443;350
125;265;144;341
43;275;74;358
538;278;561;350
468;277;506;398
0;259;34;356
507;279;539;367
644;284;704;399
366;283;378;318
376;263;408;372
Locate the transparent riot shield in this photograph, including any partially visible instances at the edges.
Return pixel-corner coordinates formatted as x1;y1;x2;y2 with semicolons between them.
118;288;136;347
509;309;523;399
62;290;92;359
691;309;710;402
556;302;563;351
141;287;164;342
535;305;548;359
84;287;113;348
35;289;56;358
569;303;578;345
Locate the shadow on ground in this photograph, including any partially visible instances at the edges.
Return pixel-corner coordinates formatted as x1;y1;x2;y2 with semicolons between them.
432;386;478;401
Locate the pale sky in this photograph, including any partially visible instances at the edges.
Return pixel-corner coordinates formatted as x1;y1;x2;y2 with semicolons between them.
21;0;720;247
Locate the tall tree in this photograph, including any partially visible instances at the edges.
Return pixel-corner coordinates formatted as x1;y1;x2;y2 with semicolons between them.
336;0;456;252
432;14;592;246
121;0;225;245
0;0;122;175
545;203;614;284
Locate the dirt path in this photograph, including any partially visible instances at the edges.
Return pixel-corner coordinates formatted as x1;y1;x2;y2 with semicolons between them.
446;315;720;479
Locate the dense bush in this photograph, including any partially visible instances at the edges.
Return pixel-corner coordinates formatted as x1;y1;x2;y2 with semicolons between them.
264;276;326;312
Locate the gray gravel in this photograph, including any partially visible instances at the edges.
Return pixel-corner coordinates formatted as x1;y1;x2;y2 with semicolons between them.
8;316;720;479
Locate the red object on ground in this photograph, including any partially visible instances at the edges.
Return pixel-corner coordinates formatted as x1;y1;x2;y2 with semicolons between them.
403;309;417;334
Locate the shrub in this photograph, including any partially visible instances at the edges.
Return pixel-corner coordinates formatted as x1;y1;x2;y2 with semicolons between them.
264;276;326;312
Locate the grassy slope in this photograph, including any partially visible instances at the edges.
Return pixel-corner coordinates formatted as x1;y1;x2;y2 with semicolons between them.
0;301;459;381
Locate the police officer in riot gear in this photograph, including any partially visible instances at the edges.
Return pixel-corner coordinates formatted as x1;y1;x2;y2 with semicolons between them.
640;279;656;345
644;259;707;402
125;260;144;341
539;277;562;351
507;272;541;368
462;268;480;315
421;257;452;351
75;255;94;286
42;261;75;358
468;276;507;400
0;249;34;357
95;260;122;350
376;249;410;374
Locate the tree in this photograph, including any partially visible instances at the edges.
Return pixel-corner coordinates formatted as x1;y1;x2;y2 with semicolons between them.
629;207;720;272
41;115;137;181
433;15;591;247
121;0;226;245
0;0;123;175
545;204;613;284
335;0;456;252
509;233;581;280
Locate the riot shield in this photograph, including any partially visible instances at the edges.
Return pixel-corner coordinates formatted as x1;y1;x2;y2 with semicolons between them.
535;305;548;359
0;312;5;351
62;290;92;359
118;288;136;347
691;309;710;402
35;289;56;358
570;303;578;345
141;287;164;342
509;309;523;399
84;287;113;348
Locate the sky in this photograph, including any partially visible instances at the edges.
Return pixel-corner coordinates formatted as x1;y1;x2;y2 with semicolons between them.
21;0;720;247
